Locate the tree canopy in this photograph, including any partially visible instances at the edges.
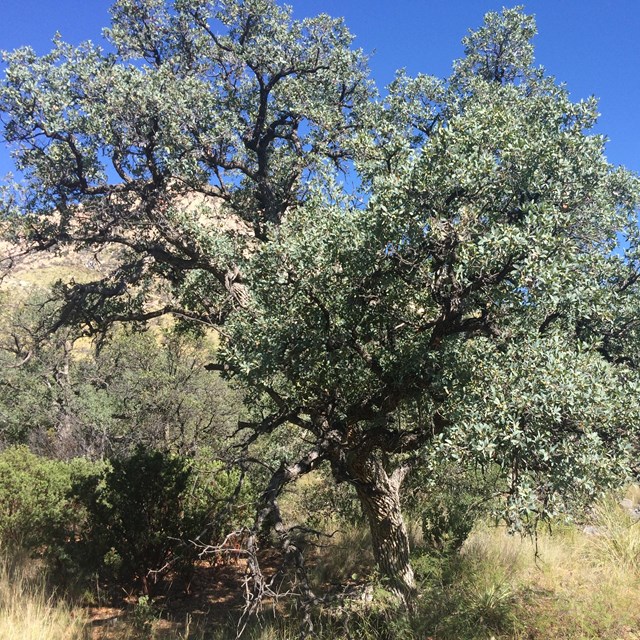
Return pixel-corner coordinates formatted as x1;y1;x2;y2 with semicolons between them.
2;0;640;608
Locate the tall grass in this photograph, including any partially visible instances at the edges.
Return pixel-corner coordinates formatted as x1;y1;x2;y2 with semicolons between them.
449;499;640;639
586;496;640;573
0;556;87;640
2;498;640;639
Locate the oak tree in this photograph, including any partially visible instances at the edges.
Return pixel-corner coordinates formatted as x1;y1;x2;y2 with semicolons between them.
2;1;640;608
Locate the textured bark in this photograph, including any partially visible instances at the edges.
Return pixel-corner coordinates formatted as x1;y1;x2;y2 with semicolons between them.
346;454;416;604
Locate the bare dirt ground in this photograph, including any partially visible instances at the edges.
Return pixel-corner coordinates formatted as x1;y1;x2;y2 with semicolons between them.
86;553;280;639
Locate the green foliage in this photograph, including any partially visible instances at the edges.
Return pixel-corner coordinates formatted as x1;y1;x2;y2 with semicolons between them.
405;461;501;557
87;448;191;589
0;445;252;595
0;446;98;554
0;291;77;450
0;0;371;327
183;446;255;541
453;5;536;84
222;3;640;530
3;0;640;604
0;309;242;458
130;595;158;634
70;330;242;456
83;447;253;592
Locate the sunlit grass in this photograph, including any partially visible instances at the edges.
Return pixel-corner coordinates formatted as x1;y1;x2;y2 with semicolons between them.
0;557;87;640
3;498;640;639
449;500;640;639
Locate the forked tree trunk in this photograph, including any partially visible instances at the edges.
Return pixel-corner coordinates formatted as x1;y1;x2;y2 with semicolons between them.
346;454;417;605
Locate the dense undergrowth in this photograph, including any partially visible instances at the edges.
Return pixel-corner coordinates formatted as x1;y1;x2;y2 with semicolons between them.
2;495;640;640
1;444;639;639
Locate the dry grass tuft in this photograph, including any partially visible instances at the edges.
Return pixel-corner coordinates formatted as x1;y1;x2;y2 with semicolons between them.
456;501;640;639
0;557;87;640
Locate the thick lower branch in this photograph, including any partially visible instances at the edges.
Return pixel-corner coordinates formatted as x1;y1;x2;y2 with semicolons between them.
241;447;327;630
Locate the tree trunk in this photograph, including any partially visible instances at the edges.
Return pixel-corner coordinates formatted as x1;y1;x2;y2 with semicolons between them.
346;453;416;605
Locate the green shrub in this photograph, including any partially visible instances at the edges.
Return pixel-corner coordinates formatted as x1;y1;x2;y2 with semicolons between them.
130;594;158;633
0;445;255;595
84;447;254;593
85;448;192;592
405;462;501;558
0;447;98;554
183;446;255;543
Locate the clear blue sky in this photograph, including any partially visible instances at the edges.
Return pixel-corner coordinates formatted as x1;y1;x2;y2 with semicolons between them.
1;0;638;175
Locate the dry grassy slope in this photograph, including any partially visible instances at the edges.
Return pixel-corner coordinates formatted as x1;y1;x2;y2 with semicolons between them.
0;192;245;299
0;240;116;296
0;242;120;358
0;240;183;346
0;193;238;346
0;238;220;350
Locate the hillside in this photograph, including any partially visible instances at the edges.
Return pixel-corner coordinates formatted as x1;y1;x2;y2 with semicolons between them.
0;239;116;295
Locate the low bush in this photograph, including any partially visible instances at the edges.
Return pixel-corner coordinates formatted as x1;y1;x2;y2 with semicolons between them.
0;445;255;596
0;446;100;560
84;446;255;594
